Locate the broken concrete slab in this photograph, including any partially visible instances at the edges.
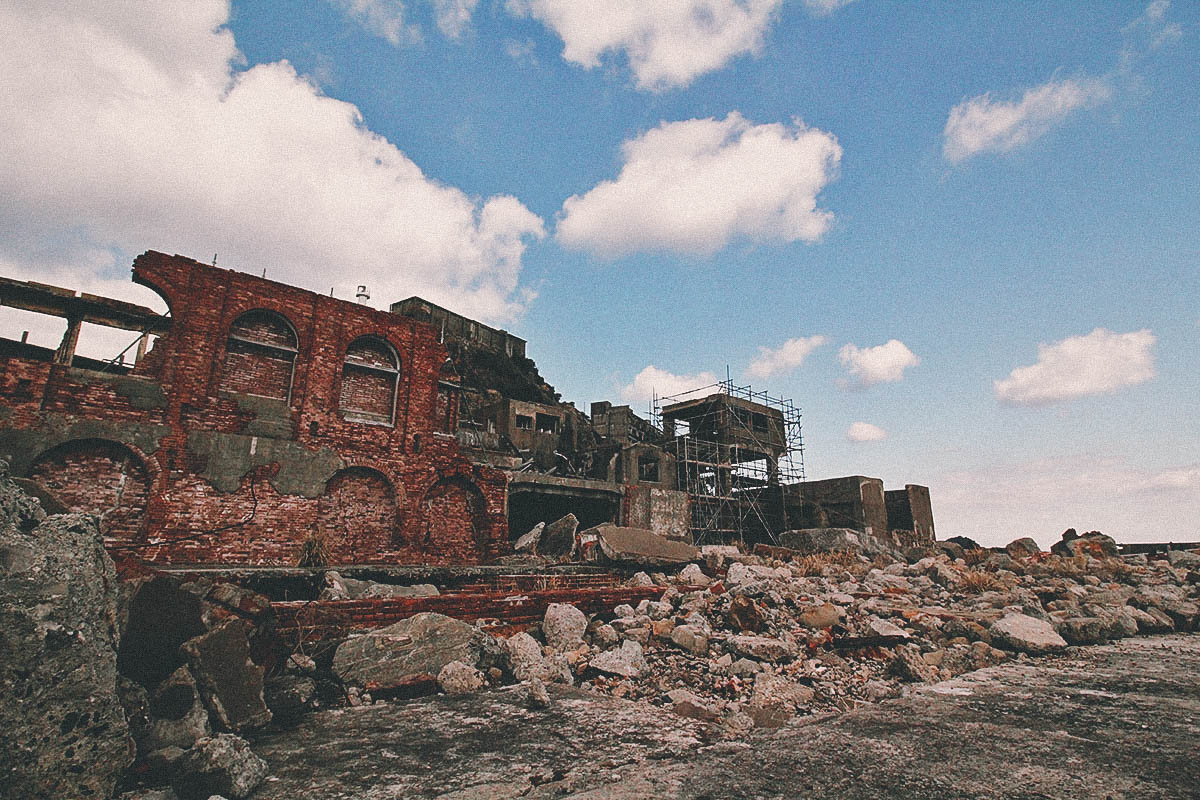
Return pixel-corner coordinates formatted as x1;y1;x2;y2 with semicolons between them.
585;524;699;567
180;619;272;732
333;612;483;691
514;522;545;554
538;514;578;560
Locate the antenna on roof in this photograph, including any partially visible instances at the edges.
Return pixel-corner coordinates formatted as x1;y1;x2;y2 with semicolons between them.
212;253;217;266
262;268;267;278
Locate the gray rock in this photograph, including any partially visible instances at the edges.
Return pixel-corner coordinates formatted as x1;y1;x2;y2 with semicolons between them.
989;613;1068;655
0;467;134;799
263;675;317;723
181;619;271;732
868;618;911;639
514;521;545;553
667;688;721;721
678;563;710;585
1057;617;1109;646
502;631;546;681
171;734;268;800
525;677;551;709
543;602;587;650
333;613;483;690
588;639;647;678
628;571;655;587
144;665;212;751
590;622;620;649
796;602;840;629
729;635;795;663
1005;537;1041;558
538;514;579;560
1051;531;1119;558
437;660;485;695
889;645;939;682
670;624;709;655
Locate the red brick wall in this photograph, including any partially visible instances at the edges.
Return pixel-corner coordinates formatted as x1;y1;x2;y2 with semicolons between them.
29;439;150;543
0;251;510;566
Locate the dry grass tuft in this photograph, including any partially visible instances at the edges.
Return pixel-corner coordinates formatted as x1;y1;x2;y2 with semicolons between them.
959;570;999;593
297;530;331;568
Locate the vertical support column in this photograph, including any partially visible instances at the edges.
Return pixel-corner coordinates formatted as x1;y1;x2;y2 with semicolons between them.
134;332;149;364
54;316;82;365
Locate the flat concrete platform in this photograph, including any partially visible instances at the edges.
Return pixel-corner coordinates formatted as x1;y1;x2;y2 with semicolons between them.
250;634;1200;799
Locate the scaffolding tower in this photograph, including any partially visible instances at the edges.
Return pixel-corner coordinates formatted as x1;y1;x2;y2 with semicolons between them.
652;378;804;546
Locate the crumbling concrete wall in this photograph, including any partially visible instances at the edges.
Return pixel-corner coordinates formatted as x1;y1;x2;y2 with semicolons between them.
787;476;889;538
624;485;691;541
885;484;936;545
0;251;508;566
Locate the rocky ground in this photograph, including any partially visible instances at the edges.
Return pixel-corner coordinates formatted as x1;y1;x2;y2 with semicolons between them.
249;634;1200;799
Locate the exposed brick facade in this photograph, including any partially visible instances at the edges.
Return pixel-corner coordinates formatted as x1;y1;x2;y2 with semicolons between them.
0;251;508;566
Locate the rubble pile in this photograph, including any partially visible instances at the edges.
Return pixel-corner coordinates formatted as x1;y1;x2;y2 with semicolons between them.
455;532;1200;736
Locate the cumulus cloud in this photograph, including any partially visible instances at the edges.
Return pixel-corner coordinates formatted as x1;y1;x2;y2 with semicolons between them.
620;366;719;409
802;0;857;16
943;77;1112;163
433;0;479;38
506;0;781;90
746;335;828;379
994;328;1156;406
846;421;887;442
557;113;841;258
0;1;544;326
330;0;418;45
838;340;920;388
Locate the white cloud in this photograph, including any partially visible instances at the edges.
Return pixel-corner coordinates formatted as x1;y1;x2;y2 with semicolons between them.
1121;0;1182;69
0;1;545;325
802;0;857;17
943;77;1112;163
433;0;479;38
505;0;781;90
846;421;887;442
1138;465;1200;492
746;335;828;379
838;340;920;388
620;366;719;409
557;113;840;258
330;0;419;45
994;328;1156;406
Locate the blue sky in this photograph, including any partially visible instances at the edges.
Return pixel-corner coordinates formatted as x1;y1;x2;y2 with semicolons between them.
0;1;1196;546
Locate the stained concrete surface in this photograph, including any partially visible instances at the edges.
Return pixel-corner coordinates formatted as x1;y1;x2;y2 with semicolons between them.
250;635;1200;799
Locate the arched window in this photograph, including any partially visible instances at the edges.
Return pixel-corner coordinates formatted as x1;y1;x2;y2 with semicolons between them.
220;310;297;401
340;336;400;424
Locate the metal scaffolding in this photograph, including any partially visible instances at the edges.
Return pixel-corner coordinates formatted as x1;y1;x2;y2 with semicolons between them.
652;378;804;546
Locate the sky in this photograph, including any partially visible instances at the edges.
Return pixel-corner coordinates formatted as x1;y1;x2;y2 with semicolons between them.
0;0;1196;547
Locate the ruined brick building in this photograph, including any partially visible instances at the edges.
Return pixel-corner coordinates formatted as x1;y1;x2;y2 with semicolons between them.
0;251;933;566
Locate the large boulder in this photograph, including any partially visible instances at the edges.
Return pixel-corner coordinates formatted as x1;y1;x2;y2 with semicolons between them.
513;521;545;553
538;514;579;560
333;612;483;690
989;613;1068;655
0;465;135;799
543;603;587;650
728;635;796;663
181;619;272;732
1005;537;1041;559
171;733;268;800
1051;530;1118;558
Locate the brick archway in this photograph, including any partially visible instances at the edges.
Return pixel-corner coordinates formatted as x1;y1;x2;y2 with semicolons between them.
421;477;488;564
28;438;151;544
317;467;401;560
